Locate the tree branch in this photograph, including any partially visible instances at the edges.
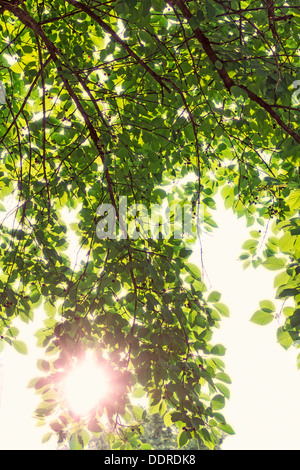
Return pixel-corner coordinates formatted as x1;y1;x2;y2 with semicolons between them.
166;0;300;145
65;0;171;94
0;0;119;214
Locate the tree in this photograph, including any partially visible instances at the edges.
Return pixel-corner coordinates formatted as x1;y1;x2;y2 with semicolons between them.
87;413;217;450
140;413;219;450
0;0;299;450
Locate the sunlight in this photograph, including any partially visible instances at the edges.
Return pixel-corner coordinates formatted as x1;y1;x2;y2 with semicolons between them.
63;351;109;417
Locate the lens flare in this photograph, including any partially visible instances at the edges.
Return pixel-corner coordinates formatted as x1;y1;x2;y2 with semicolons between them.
63;351;109;416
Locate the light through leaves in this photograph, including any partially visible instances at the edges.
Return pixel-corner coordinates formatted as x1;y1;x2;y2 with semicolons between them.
63;351;109;417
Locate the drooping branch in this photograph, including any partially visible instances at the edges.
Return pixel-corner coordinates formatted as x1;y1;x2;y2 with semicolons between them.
265;0;279;42
0;0;119;214
0;56;52;143
166;0;300;145
65;0;172;94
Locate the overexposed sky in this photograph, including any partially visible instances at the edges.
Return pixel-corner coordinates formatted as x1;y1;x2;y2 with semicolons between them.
0;196;299;450
197;197;300;450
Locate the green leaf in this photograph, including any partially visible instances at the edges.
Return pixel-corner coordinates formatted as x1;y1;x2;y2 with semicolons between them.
7;327;19;338
140;443;153;450
73;45;84;56
12;340;28;355
216;372;232;384
250;310;274;326
278;287;300;299
179;248;193;259
42;433;52;444
217;423;235;435
211;395;226;411
69;434;82;451
111;440;123;450
88;420;103;433
208;291;221;303
171;412;183;423
69;431;90;450
205;2;216;18
198;428;214;449
262;257;286;271
297;354;300;370
287;189;300;212
132;387;146;399
259;300;276;313
231;86;248;100
177;430;188;448
242;239;259;250
188;16;199;30
277;328;295;350
185;263;201;280
164;412;173;427
10;61;23;73
290;311;300;328
37;359;50;372
214;302;230;317
211;344;226;356
216;383;230;399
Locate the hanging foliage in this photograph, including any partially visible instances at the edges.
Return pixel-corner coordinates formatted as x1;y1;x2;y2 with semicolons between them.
0;0;299;450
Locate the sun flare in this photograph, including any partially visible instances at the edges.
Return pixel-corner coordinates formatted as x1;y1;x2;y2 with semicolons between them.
63;351;109;417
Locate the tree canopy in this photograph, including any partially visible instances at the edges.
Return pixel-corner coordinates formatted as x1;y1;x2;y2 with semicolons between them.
0;0;299;450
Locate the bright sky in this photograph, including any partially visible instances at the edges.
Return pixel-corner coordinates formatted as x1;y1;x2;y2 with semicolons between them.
0;196;299;450
197;197;300;450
